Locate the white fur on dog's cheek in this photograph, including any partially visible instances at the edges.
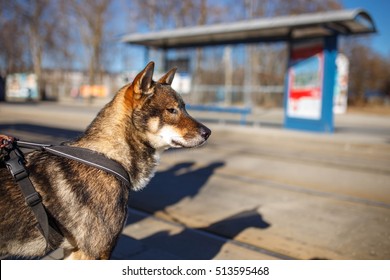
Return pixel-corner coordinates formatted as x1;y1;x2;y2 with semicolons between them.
147;125;206;149
146;125;180;150
159;126;181;144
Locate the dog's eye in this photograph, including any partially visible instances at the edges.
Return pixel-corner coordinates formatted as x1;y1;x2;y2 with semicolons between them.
166;108;178;114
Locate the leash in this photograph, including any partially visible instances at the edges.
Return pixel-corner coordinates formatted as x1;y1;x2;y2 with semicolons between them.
1;136;132;254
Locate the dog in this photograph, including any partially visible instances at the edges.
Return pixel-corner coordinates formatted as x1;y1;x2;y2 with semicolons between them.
0;62;211;259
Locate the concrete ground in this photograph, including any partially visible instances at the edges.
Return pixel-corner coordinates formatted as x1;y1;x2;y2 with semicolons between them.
0;101;389;260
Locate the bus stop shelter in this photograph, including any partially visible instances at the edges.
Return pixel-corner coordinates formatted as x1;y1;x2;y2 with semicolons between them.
121;9;376;133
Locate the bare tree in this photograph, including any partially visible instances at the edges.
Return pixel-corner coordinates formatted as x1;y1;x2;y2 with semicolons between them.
0;3;29;75
131;0;226;103
0;0;73;99
70;0;111;86
132;0;221;30
342;40;390;105
27;0;57;99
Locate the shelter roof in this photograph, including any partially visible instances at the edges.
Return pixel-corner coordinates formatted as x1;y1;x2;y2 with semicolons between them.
121;9;376;49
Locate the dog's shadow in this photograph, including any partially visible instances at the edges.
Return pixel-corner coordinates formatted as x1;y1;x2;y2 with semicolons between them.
113;206;270;260
113;161;271;260
129;161;224;213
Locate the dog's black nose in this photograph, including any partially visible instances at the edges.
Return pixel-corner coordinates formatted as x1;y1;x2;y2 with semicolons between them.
200;126;211;140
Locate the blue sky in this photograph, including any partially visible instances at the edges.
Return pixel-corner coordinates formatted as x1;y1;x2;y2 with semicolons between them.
342;0;390;56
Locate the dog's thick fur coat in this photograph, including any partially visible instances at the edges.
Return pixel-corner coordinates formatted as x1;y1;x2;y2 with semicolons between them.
0;62;211;259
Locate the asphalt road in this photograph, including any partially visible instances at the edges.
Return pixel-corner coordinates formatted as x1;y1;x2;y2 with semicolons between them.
1;102;389;260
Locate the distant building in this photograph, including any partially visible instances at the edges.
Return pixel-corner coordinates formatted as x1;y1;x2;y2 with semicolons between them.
41;69;124;102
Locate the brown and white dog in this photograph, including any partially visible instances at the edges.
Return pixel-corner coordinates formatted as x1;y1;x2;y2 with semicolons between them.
0;62;211;259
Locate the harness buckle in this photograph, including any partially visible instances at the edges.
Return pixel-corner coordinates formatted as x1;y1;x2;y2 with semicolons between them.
5;158;29;181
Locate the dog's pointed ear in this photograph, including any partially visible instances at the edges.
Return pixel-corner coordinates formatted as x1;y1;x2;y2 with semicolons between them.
131;61;155;99
158;67;177;85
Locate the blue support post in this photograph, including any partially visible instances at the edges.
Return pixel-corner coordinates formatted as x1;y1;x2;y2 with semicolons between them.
321;36;338;133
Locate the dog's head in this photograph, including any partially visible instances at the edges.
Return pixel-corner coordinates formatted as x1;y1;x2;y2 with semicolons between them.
124;62;211;151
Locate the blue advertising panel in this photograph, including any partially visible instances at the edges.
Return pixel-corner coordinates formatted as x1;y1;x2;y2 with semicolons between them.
284;37;337;133
6;73;39;101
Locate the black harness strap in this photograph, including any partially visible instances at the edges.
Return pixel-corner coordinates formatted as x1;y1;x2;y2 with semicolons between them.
45;146;131;187
16;141;131;187
5;147;57;252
